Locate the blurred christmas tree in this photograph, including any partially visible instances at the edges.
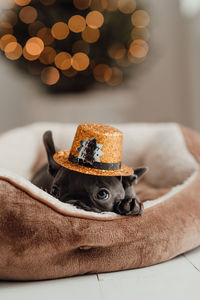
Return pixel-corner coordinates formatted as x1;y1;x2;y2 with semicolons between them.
0;0;150;92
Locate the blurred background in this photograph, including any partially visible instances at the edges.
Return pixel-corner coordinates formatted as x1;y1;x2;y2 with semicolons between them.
0;0;200;133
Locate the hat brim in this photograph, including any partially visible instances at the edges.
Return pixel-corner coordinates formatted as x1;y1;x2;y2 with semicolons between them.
54;150;133;176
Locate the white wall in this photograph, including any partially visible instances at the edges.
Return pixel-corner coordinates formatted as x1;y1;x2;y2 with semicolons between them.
0;0;199;132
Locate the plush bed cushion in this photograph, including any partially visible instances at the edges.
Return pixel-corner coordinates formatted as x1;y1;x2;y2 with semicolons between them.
0;122;200;280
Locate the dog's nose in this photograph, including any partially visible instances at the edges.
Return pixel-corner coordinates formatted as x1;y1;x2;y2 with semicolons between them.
134;199;144;215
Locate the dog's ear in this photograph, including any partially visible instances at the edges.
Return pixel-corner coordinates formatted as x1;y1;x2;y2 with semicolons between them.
123;167;148;186
134;167;148;183
43;131;60;177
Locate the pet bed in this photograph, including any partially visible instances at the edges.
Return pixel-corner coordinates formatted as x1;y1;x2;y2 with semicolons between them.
0;122;200;281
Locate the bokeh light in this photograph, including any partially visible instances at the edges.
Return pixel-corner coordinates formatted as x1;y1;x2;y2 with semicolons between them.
55;52;71;70
39;46;56;64
68;15;86;33
73;0;91;10
131;10;150;28
108;43;126;60
41;66;60;85
23;46;40;61
0;34;16;50
29;21;45;36
51;22;69;40
131;27;150;41
118;0;136;14
90;0;107;11
25;37;44;56
107;67;123;86
93;64;112;83
71;52;89;71
82;26;100;43
19;6;38;24
0;0;150;90
129;39;149;58
86;11;104;29
15;0;31;6
5;42;22;60
26;38;44;56
0;22;13;36
106;0;118;12
37;27;54;45
4;42;18;54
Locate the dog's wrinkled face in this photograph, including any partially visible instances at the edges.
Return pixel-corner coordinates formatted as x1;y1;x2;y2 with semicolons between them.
50;167;146;215
43;131;147;215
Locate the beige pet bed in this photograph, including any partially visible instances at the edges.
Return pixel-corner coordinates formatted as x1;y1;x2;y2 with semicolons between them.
0;122;200;281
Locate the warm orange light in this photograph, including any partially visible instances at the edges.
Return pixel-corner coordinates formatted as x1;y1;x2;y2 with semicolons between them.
40;0;56;5
90;0;107;11
73;0;91;10
93;64;112;83
86;11;104;29
51;22;69;40
29;21;44;36
106;0;118;11
118;0;136;14
4;41;17;53
41;66;60;85
25;37;44;56
71;52;89;71
68;15;86;33
62;67;77;77
131;10;150;28
19;6;38;24
54;52;71;70
82;26;100;43
5;42;22;60
23;46;40;61
116;57;130;67
108;44;126;59
128;53;146;64
15;0;31;6
39;46;56;64
0;34;16;51
129;39;148;58
107;67;123;86
37;27;54;45
0;22;13;36
131;27;150;41
72;40;90;54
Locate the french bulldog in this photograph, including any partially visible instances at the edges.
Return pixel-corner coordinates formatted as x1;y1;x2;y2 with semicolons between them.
31;131;148;216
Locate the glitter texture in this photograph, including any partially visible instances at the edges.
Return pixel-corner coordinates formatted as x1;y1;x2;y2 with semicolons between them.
53;123;133;176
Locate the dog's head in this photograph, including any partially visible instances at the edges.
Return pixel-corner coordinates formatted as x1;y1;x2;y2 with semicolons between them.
44;131;148;215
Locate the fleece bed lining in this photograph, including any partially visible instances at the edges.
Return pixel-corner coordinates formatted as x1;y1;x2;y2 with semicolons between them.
0;122;199;220
0;168;198;220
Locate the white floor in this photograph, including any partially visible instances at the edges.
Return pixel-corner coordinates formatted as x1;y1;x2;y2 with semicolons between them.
1;246;200;300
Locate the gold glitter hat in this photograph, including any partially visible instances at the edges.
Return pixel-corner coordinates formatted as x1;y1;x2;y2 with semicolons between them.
54;123;133;176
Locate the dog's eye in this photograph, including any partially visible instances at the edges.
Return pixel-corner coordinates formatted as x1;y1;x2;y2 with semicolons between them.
51;186;59;198
96;189;110;200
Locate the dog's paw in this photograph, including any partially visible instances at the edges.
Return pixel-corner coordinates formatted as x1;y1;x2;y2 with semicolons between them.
115;198;144;216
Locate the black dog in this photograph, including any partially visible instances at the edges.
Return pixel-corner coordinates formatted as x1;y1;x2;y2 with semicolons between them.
31;131;147;216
